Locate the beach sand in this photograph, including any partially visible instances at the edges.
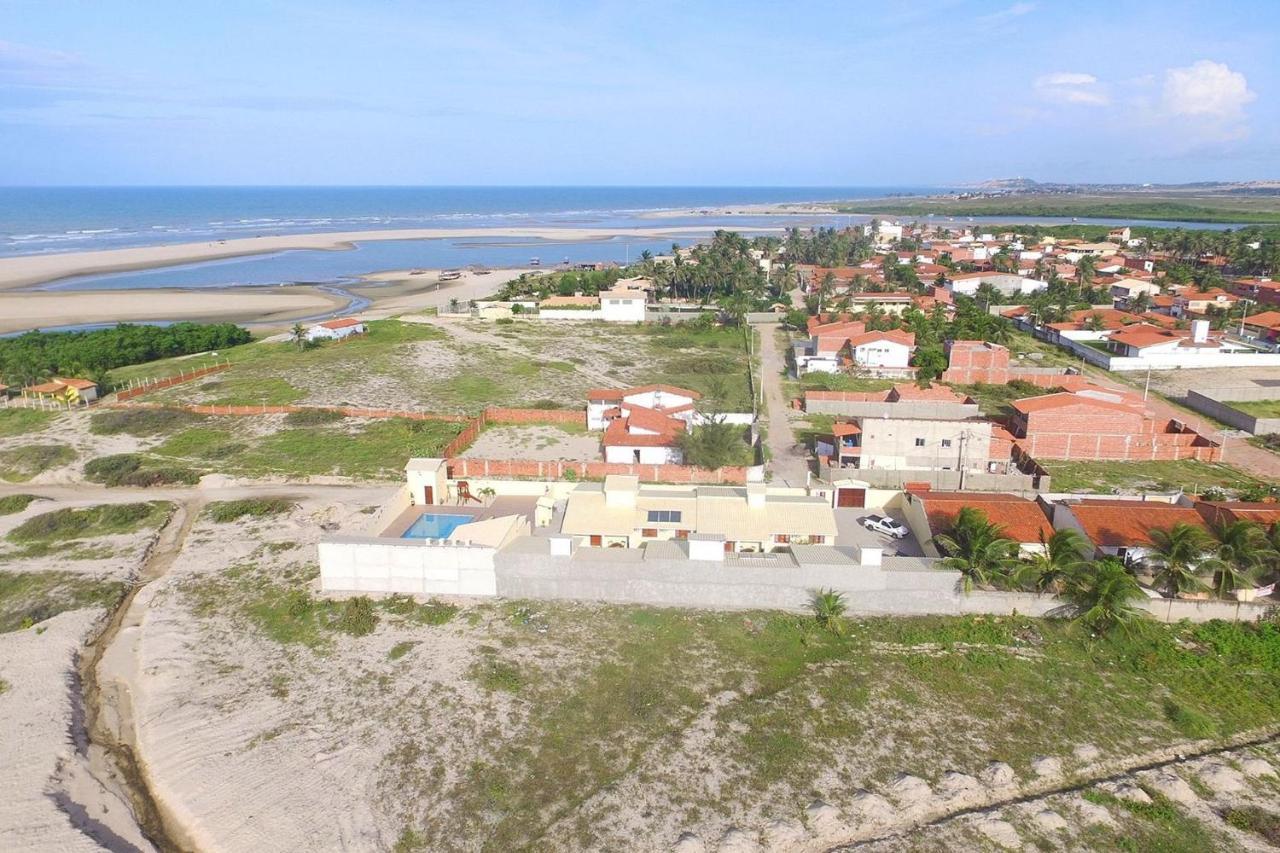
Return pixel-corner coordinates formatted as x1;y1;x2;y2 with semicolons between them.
0;287;350;335
0;225;734;292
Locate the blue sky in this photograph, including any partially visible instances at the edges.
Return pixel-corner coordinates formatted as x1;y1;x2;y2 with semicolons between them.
1;0;1277;185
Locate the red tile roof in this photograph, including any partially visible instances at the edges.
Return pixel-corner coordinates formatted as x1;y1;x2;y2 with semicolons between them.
1195;501;1280;528
918;492;1053;544
846;329;915;348
1065;500;1210;547
888;383;970;403
318;318;363;330
1011;391;1142;416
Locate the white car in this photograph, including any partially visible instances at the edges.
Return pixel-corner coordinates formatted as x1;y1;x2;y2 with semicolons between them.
861;515;909;539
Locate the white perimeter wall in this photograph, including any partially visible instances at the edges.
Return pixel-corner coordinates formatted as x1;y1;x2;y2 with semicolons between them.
319;537;498;596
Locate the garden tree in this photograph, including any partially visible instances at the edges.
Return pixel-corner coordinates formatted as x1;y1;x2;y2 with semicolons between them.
782;225;875;268
913;345;947;381
290;323;307;350
1060;557;1147;635
932;507;1020;593
783;309;809;331
1143;523;1221;598
991;249;1014;273
1084;312;1108;332
1015;527;1091;594
1209;520;1270;596
974;282;1002;309
1129;290;1153;314
677;418;748;470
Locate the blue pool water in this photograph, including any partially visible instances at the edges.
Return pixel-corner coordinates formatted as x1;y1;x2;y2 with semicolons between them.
402;513;475;540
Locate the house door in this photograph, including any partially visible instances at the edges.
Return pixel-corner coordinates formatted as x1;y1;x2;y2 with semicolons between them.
836;487;865;508
423;486;434;505
633;450;642;464
590;535;603;547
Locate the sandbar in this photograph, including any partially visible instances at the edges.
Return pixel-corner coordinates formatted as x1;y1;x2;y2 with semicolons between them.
0;225;735;292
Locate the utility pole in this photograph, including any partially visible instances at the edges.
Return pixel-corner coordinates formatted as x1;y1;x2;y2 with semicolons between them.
1143;365;1152;401
1238;298;1253;337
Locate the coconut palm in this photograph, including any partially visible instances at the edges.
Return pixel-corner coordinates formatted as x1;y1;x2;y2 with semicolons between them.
1143;523;1220;598
289;322;307;350
1209;520;1269;597
932;506;1020;594
1015;527;1090;594
810;588;848;636
1061;557;1147;635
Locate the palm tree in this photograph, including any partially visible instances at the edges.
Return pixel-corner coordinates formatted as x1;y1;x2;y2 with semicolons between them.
1015;528;1090;594
1209;520;1269;597
290;322;307;350
1144;523;1219;598
810;589;848;636
933;507;1020;593
1061;558;1147;635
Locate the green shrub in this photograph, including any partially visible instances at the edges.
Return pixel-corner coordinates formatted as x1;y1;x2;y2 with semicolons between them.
8;502;166;542
205;498;296;523
90;408;200;436
284;408;346;427
1225;807;1280;844
0;408;55;437
83;454;199;487
0;444;76;481
0;494;40;515
332;596;379;636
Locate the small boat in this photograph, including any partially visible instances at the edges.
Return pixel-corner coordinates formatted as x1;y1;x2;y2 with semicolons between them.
529;257;541;266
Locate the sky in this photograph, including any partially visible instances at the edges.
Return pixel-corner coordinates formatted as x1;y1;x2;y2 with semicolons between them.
1;0;1278;186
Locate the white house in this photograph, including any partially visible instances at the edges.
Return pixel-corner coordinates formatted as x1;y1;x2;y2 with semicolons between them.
948;272;1047;298
847;329;916;369
599;287;648;323
307;317;367;341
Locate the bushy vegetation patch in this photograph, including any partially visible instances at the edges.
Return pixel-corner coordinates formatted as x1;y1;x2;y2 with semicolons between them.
0;444;76;482
0;493;40;515
8;501;170;543
0;571;127;632
0;408;56;437
90;407;203;436
205;498;296;524
83;453;200;487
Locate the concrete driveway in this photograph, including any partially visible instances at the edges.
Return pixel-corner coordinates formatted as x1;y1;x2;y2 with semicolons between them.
834;507;925;557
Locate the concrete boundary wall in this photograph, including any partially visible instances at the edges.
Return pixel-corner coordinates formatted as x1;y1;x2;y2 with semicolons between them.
1186;388;1280;435
820;464;1045;494
804;398;981;419
319;536;501;596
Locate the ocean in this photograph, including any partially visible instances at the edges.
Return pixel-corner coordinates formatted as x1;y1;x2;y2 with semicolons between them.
0;185;1245;292
0;185;917;257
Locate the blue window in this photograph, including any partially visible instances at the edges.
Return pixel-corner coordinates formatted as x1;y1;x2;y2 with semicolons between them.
647;510;682;523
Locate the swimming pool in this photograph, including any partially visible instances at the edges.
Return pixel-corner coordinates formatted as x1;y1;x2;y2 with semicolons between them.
401;513;475;540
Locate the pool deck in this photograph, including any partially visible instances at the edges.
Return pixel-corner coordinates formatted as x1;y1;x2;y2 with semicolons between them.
380;496;539;538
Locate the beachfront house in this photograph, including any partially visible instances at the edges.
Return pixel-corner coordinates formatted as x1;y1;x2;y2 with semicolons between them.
307;318;366;341
21;377;100;404
558;475;838;552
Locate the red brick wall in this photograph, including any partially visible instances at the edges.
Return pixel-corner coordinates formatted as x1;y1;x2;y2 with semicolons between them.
106;400;469;422
484;407;585;427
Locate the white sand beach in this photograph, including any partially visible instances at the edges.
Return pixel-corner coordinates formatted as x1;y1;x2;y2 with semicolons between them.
0;288;349;335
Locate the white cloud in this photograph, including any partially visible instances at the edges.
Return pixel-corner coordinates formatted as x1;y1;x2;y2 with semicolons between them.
1162;60;1255;121
980;2;1037;23
1034;72;1109;106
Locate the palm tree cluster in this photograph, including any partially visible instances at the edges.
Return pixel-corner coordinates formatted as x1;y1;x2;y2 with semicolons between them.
931;510;1277;635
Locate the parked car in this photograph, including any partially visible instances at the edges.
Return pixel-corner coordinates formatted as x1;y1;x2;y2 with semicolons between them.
861;515;909;539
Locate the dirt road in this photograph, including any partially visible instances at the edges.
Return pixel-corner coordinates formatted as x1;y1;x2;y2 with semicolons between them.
758;324;810;486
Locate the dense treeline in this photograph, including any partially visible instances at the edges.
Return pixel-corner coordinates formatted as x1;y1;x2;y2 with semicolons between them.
0;322;251;388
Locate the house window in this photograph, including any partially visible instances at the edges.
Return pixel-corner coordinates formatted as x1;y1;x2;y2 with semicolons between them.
642;528;658;538
914;437;926;447
941;439;952;448
675;529;690;539
775;534;791;544
646;510;682;523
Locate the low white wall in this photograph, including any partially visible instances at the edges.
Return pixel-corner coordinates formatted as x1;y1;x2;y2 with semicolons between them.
319;537;498;596
363;485;414;535
538;309;604;321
